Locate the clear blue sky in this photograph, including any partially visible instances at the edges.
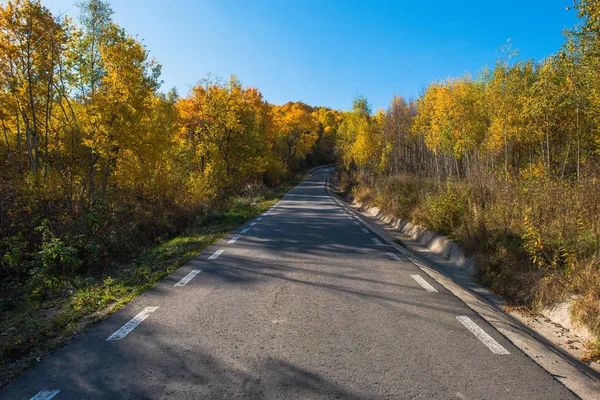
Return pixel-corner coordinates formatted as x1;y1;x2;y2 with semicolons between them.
41;0;578;111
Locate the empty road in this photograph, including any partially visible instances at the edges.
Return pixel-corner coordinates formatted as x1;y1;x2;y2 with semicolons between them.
2;168;576;399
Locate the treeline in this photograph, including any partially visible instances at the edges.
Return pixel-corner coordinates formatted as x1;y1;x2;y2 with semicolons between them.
337;2;600;345
340;40;600;179
0;0;340;298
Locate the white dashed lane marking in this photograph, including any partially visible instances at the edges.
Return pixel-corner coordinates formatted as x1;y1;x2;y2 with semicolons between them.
456;316;510;355
241;228;250;234
30;391;60;400
250;222;257;226
209;250;224;260
372;238;383;246
410;274;438;292
228;236;239;244
256;217;263;221
361;228;369;234
174;270;202;287
386;252;401;261
106;307;159;341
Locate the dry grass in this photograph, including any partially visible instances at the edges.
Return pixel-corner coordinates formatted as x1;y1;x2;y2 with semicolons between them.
570;259;600;360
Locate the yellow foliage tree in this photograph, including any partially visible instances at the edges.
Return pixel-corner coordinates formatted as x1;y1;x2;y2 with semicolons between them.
269;102;318;171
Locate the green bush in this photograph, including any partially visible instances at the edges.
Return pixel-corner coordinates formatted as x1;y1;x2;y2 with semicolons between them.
1;236;28;283
422;183;466;235
28;221;82;300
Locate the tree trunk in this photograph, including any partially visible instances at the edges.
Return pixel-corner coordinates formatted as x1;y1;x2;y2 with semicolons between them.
576;107;580;181
545;111;551;174
16;111;24;173
2;120;12;163
26;34;39;172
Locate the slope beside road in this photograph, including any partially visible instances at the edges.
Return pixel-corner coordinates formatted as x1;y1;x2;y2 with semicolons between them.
1;168;577;399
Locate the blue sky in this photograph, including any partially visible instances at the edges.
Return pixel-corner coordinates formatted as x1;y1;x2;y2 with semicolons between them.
41;0;578;111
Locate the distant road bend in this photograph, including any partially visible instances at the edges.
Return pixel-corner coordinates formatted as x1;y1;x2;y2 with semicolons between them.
3;168;575;399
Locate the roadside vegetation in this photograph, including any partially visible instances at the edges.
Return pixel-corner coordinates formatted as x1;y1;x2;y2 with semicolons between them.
336;2;600;360
0;0;339;384
0;176;303;386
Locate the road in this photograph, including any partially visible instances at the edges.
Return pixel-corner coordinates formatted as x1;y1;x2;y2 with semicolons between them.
2;168;576;399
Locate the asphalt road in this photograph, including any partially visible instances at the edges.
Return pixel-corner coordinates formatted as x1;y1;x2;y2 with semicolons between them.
2;168;577;399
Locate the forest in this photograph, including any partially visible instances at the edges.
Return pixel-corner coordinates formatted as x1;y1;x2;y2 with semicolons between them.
0;0;341;293
336;1;600;357
2;0;600;381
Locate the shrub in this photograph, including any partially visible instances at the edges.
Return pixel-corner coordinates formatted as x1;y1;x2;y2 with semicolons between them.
28;221;82;300
375;175;422;220
470;230;540;305
422;182;467;235
1;236;29;284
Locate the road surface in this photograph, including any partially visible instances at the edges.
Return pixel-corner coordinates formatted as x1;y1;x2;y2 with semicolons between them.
2;168;576;399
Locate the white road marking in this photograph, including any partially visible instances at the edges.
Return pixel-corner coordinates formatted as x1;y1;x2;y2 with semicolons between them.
361;228;369;234
353;221;360;225
228;236;239;244
241;228;250;234
174;270;202;287
410;274;438;292
372;238;383;246
208;250;224;260
250;222;257;226
456;316;510;355
386;252;401;261
30;391;60;400
106;307;159;341
256;217;263;221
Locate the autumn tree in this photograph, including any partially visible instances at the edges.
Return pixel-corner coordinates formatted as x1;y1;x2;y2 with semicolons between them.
0;0;70;175
309;107;342;166
178;76;270;202
338;96;381;174
483;46;535;175
269;102;319;172
381;96;417;175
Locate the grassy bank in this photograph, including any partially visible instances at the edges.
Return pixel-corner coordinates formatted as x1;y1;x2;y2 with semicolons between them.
339;170;600;361
0;175;304;387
